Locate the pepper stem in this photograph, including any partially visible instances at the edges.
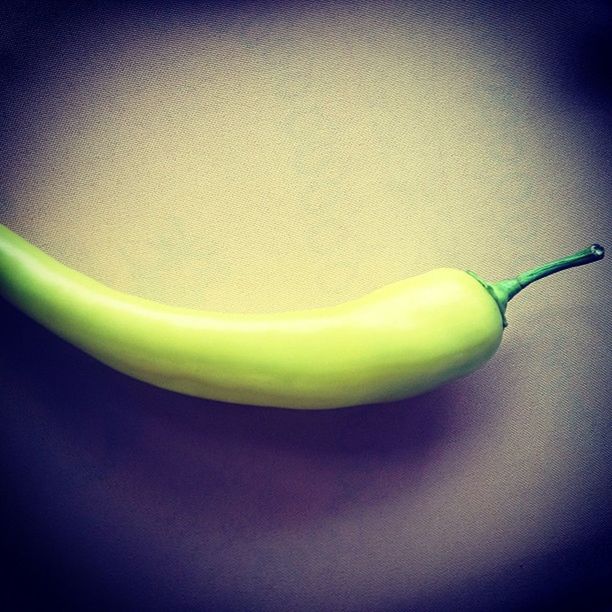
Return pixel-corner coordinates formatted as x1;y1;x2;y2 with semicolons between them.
466;244;605;327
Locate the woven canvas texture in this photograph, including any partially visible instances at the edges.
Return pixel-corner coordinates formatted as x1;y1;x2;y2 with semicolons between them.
1;2;610;609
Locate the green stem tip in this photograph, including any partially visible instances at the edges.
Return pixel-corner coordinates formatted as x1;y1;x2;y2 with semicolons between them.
467;244;605;327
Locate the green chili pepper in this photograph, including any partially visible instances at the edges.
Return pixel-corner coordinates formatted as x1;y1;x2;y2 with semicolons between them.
0;223;604;409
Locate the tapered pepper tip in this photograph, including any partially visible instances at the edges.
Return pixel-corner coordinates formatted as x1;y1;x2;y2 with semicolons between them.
590;244;605;259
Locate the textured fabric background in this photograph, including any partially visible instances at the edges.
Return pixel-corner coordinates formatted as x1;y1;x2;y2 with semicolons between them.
1;1;610;610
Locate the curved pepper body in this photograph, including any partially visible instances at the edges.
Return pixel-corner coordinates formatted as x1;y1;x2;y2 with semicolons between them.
0;224;504;408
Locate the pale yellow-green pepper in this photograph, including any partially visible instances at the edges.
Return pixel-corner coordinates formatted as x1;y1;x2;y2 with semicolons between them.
0;223;604;409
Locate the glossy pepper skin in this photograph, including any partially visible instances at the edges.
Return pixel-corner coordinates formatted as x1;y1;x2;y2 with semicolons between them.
0;223;604;409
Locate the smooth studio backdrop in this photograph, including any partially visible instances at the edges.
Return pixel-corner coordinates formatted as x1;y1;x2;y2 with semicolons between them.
1;1;610;610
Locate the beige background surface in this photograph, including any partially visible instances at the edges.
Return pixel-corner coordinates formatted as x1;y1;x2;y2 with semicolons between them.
1;1;610;610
